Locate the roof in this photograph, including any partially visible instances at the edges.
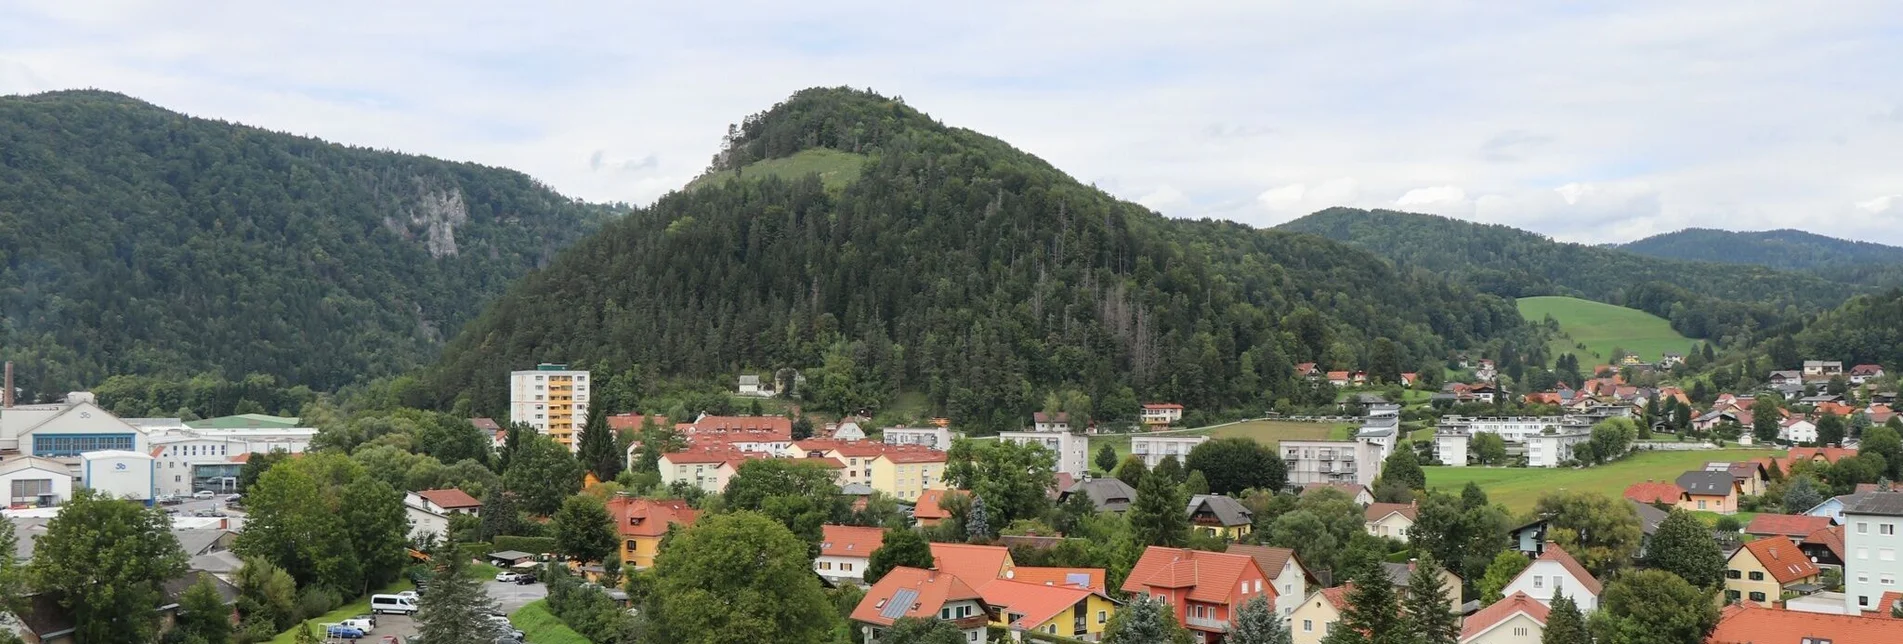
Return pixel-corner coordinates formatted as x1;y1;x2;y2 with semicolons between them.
1318;584;1353;612
470;418;501;432
1227;544;1302;580
878;446;949;464
1302;482;1369;499
678;415;793;443
184;413;301;429
1623;481;1686;504
1007;566;1105;592
1364;502;1417;524
913;489;964;520
820;524;886;558
1187;494;1255;526
1676;470;1739;496
1142;403;1185;410
1708;602;1903;643
1627;500;1668;535
1032;412;1070;424
1530;543;1602;595
0;456;67;476
851;567;986;627
1120;546;1265;604
1853;364;1886;375
607;414;668;431
979;579;1099;630
606;497;699;538
1873;591;1903;620
1745;513;1833;538
1849;491;1903;517
1460;592;1549;641
931;543;1014;586
1802;525;1846;561
488;549;535;560
1062;478;1138;512
414;488;482;509
1734;536;1819;585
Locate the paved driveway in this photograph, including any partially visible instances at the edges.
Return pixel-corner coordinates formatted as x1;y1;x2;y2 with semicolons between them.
486;580;548;614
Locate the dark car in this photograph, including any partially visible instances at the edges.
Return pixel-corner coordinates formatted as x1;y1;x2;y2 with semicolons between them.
513;573;537;585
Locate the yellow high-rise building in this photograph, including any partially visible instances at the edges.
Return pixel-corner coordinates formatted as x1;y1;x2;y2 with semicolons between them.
509;363;590;449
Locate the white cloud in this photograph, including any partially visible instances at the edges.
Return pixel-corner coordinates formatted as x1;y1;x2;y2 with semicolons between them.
1857;195;1901;213
1396;185;1467;207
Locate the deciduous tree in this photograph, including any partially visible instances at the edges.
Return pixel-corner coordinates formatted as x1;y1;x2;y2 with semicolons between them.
501;432;585;515
881;617;968;644
865;528;935;584
945;438;1055;525
233;557;298;633
1185;437;1287;495
650;512;836;643
1479;550;1530;604
1470;432;1507;465
1641;509;1725;589
1534;490;1642;576
175;573;233;644
1589;570;1719;644
1379;446;1426;491
27;489;188;644
553;494;618;563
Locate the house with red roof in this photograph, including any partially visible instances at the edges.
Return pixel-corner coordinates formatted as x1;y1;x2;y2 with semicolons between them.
1724;535;1820;606
1851;364;1887;384
816;524;885;585
978;578;1117;640
1744;514;1833;540
1140;403;1185;426
656;445;773;493
1708;601;1903;643
931;543;1015;585
402;488;483;541
1500;543;1601;611
1800;525;1845;568
1295;363;1321;379
1121;546;1272;639
913;489;964;527
1459;592;1549;644
1229;545;1318;618
1623;480;1687;506
606;497;698;568
676;415;794;452
1327;371;1352;387
1290;584;1354;644
852;567;991;643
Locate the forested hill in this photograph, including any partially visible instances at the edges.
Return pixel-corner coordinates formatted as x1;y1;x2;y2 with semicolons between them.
0;90;607;399
1617;228;1903;287
1275;208;1864;346
427;87;1525;431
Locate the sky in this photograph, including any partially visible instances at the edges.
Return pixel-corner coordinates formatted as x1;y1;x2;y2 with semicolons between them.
3;2;1902;244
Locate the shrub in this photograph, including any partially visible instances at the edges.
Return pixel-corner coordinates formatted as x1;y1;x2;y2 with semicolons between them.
494;535;560;554
293;586;341;621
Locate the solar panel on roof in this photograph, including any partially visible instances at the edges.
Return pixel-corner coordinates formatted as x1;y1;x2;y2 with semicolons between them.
1065;573;1090;587
881;589;918;620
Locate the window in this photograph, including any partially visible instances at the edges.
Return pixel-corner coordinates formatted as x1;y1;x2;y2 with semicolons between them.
1749;571;1764;581
1255;580;1263;592
1726;590;1740;601
1098;611;1107;624
940;608;951;619
1862;595;1871;606
1885;549;1897;562
9;479;53;499
1748;592;1766;602
843;563;853;572
1727;570;1742;579
1860;574;1871;584
1859;548;1870;560
1885;576;1897;586
1303;620;1313;632
1514;628;1529;637
1534;575;1544;589
1887;524;1899;536
1860;522;1871;534
1699;500;1708;509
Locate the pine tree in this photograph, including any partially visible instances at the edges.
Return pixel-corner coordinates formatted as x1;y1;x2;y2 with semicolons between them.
1541;592;1589;644
1103;595;1192;644
1154;455;1187;485
175;572;234;644
965;495;991;542
1227;594;1291;644
291;621;320;644
1402;558;1460;644
1129;470;1189;547
415;543;504;643
1096;443;1120;474
1330;570;1406;644
575;405;622;481
478;488;521;541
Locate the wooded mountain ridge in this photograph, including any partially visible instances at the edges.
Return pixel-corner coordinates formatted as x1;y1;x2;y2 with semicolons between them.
1616;227;1903;288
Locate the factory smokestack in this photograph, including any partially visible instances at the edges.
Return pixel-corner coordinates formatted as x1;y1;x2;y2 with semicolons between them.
3;361;11;408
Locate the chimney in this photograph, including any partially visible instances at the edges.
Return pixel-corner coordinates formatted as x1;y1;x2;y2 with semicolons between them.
3;360;10;407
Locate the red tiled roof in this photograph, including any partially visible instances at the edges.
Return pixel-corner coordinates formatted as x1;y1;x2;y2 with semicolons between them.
1816;402;1859;417
914;489;964;520
1852;364;1886;376
1534;543;1602;594
415;488;482;509
470;417;501;432
1142;403;1184;410
1460;592;1550;640
1364;502;1417;523
1709;602;1903;643
851;567;985;627
1624;481;1687;504
1745;513;1832;538
1326;371;1350;380
1319;584;1353;613
1735;536;1819;585
1871;591;1903;620
979;579;1098;630
606;414;667;431
1302;482;1368;499
678;416;792;443
1788;447;1857;464
1008;567;1105;592
1120;546;1268;604
1803;525;1846;562
1294;363;1318;374
931;543;1013;587
606;497;698;538
820;525;885;558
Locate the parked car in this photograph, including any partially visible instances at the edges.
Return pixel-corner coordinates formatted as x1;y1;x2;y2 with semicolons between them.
192;490;215;499
513;573;537;585
351;614;378;629
326;624;368;639
191;509;227;518
338;617;375;633
495;571;522;583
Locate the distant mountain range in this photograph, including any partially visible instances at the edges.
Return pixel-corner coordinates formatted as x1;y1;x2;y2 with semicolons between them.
1616;228;1903;287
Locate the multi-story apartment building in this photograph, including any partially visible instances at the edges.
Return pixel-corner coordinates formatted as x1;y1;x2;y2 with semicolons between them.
1131;435;1206;470
1000;431;1089;478
882;426;953;450
1845;492;1903;612
1434;430;1470;466
1526;431;1590;468
509;364;590;449
1282;440;1383;487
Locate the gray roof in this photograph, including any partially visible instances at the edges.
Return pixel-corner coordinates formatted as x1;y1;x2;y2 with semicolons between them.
1628;500;1669;535
840;482;875;496
1354;393;1390;404
1186;494;1254;527
1380;562;1415;586
172;528;232;556
1676;471;1736;495
1063;478;1138;513
189;550;244;574
488;550;535;560
1847;491;1903;517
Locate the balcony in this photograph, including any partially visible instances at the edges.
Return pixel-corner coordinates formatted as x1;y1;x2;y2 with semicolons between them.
1185;614;1228;631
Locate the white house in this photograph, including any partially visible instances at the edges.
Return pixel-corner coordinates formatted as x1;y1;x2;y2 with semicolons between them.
1229;545;1315;618
1500;544;1600;612
1459;592;1549;644
1031;412;1070;433
1781;418;1820;444
0;456;74;508
816;524;884;585
737;374;772;397
999;431;1088;478
1843;492;1903;613
1131;435;1207;470
78;450;157;504
830;418;867;441
1525;431;1590;468
1434;431;1470;466
1139;404;1185;426
1364;503;1418;543
882;426;952;450
403;488;482;541
1282;439;1387;487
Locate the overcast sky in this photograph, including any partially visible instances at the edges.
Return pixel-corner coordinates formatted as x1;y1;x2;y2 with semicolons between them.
4;2;1901;243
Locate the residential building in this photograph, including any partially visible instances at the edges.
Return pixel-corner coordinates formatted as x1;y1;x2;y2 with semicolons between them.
829;418;867;441
1804;360;1845;378
606;497;698;568
852;567;991;644
0;457;72;508
979;578;1116;641
817;524;885;585
1290;585;1351;644
1623;480;1687;506
1709;602;1903;643
658;446;773;494
1301;482;1374;506
1434;430;1469;467
1381;560;1462;614
1131;435;1207;470
1356;414;1400;457
913;489;962;527
1139;403;1185;427
1802;525;1846;568
1629;500;1669;558
1186;494;1254;540
1745;514;1833;541
737;374;770;397
1525;430;1589;467
1725;535;1821;605
1850;364;1886;385
1458;592;1549;644
1032;412;1070;433
1507;519;1551;557
869;446;948;501
1364;502;1417;542
1500;543;1601;612
1059;478;1137;513
999;430;1089;478
1707;461;1770;496
1228;545;1314;618
1122;547;1272;641
1780;418;1819;444
931;543;1016;585
1437;416;1586;444
1677;470;1743;515
1282;440;1384;487
1844;492;1903;612
402;488;482;541
678;415;794;453
509;364;590;449
883;426;953;450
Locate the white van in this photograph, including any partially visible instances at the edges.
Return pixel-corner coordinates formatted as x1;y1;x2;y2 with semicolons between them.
370;594;418;615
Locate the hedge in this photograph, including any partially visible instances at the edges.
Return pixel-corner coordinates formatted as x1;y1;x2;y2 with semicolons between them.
457;541;493;562
494;535;559;554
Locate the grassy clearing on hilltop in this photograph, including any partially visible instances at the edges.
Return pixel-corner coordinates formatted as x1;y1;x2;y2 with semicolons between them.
1517;296;1701;366
686;148;868;192
1425;448;1775;515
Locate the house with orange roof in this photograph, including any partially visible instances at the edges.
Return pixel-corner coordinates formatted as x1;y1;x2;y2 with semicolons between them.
1364;502;1418;543
978;578;1117;641
851;567;991;643
1459;592;1549;644
1290;584;1353;644
1122;546;1272;640
605;413;668;432
1140;403;1185;427
931;543;1015;585
1708;601;1903;643
816;524;886;585
606;497;698;568
657;445;772;493
1724;535;1820;606
1623;480;1687;506
1744;514;1833;541
1228;544;1318;618
912;489;964;527
1500;543;1601;611
1007;567;1106;593
1850;364;1887;384
1295;363;1321;379
1800;525;1845;568
676;415;794;452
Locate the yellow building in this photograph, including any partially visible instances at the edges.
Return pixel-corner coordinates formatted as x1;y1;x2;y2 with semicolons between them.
1725;536;1821;605
1290;585;1350;644
869;447;948;501
607;497;698;568
980;579;1117;640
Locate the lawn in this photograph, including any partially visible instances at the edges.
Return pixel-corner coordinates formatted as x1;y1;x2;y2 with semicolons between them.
266;580;414;643
510;599;592;644
1517;296;1700;365
687;148;868;192
1425;448;1775;516
1091;419;1350;474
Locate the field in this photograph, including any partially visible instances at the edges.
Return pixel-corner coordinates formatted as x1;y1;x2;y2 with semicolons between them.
687;148;867;192
266;580;413;644
509;600;592;644
1517;296;1698;365
1090;419;1352;474
1425;448;1773;515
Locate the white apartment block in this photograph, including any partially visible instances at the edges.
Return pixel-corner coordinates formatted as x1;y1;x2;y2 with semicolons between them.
999;431;1089;478
1131;435;1207;470
882;426;952;450
1844;492;1903;612
1434;431;1469;466
1282;439;1384;487
509;364;590;450
1439;416;1588;444
1525;431;1590;468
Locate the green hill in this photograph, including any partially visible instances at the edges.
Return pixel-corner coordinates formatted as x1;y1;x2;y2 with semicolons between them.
0;90;606;398
425;87;1525;431
1518;296;1699;366
685;148;866;192
1618;228;1903;288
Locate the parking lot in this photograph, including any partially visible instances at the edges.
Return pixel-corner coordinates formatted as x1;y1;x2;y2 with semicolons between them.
320;582;545;642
